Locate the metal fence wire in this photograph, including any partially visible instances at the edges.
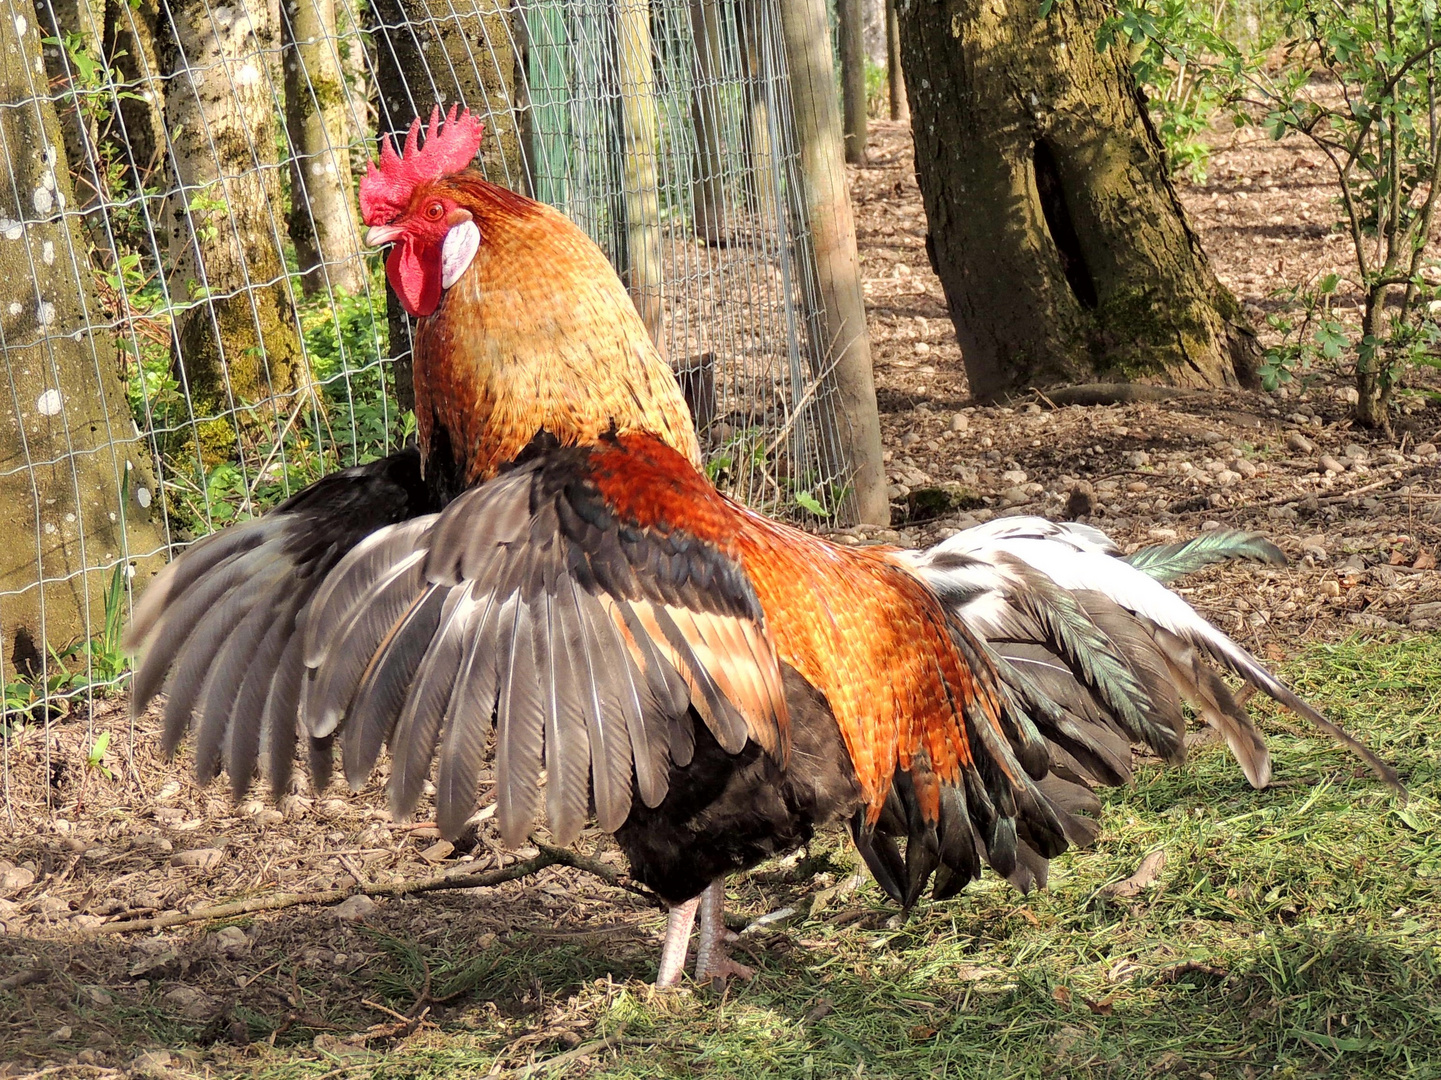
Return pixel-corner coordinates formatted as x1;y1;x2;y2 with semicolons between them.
0;0;856;786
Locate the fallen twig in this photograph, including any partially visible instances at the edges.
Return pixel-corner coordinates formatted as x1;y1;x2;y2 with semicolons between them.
505;1027;628;1078
87;841;661;936
0;966;51;991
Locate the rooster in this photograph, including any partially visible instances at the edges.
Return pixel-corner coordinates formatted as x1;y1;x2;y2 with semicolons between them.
127;107;1398;987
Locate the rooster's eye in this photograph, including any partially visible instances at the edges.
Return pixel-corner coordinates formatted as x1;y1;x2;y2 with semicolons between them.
424;202;445;221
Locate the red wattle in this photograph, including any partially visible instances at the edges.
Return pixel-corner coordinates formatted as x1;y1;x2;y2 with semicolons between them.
387;238;442;317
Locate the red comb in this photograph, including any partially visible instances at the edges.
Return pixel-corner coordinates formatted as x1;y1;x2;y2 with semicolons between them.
360;104;484;225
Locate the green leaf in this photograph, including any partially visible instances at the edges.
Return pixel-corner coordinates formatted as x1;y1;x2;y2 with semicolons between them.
795;491;830;518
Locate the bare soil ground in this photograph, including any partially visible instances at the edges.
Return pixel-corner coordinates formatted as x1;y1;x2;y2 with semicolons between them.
1;121;1438;1079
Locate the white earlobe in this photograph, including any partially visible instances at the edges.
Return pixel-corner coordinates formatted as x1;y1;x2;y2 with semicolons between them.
440;219;480;289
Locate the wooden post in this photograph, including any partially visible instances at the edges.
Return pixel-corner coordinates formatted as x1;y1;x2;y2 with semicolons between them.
688;0;726;244
778;0;887;525
885;0;908;122
526;0;570;208
837;0;868;164
616;0;664;341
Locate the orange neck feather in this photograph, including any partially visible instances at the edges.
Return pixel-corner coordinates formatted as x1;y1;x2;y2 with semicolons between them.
412;175;700;484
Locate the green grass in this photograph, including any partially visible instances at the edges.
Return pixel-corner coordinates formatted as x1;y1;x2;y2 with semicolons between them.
11;635;1441;1078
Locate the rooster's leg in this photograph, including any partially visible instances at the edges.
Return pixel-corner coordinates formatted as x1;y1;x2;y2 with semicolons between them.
694;880;755;984
655;895;701;988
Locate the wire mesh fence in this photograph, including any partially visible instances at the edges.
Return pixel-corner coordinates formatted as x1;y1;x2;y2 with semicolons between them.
0;0;856;804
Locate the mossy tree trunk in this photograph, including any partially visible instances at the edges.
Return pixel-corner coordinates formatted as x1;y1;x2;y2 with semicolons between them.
896;0;1259;398
106;0;167;192
369;0;522;411
156;0;306;444
282;0;366;297
0;3;164;673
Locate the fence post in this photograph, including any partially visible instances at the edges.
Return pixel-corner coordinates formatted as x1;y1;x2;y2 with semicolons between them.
886;0;909;122
838;0;868;164
778;0;888;525
615;0;665;341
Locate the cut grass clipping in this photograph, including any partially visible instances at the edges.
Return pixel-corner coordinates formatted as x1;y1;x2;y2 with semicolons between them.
4;634;1438;1078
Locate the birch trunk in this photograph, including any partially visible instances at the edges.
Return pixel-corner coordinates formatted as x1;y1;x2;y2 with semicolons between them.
0;3;164;671
283;0;366;296
157;0;306;450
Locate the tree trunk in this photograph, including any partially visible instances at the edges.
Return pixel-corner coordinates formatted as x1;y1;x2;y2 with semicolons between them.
688;0;726;245
156;0;305;452
779;0;887;525
369;0;523;412
896;0;1259;399
105;0;166;192
0;3;164;673
282;0;366;297
615;0;663;340
837;0;867;164
32;0;107;211
885;0;906;122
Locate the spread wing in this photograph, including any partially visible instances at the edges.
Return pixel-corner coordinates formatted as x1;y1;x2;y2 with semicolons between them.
125;448;438;802
130;441;789;849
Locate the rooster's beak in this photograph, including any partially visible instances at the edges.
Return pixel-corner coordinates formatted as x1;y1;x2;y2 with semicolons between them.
365;224;405;248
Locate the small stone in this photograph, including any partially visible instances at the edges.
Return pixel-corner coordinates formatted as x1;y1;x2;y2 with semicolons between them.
1199;430;1224;444
253;809;283;828
900;432;920;448
164;985;216;1018
1064;484;1093;519
1319;455;1346;474
1126;481;1149;493
1321;580;1342;598
1000;486;1030;507
131;1050;173;1078
1124;450;1151;468
209;925;250;958
49;1024;72;1042
333;894;377;922
1216;469;1241;486
1000;469;1028;486
1287;431;1315;454
1415;442;1437;457
1232;458;1258;479
0;866;35;894
171;847;224;870
949;412;970;433
1148;528;1179;542
419;839;455;863
1201;520;1222;532
83;986;112;1006
886;484;907;501
1342;443;1368;462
